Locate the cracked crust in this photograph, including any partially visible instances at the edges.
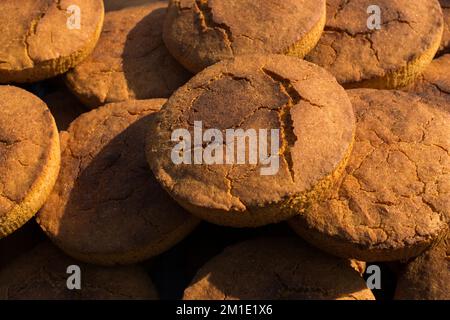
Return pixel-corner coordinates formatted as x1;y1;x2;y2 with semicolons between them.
146;54;356;227
403;54;450;106
395;235;449;300
439;0;450;55
43;88;87;131
305;0;444;89
183;238;375;300
0;0;104;83
163;0;326;73
66;2;192;109
37;99;200;266
0;242;158;300
0;86;60;238
290;89;450;262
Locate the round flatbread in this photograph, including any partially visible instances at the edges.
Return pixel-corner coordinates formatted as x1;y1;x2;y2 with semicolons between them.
37;99;199;265
290;89;450;262
163;0;326;72
184;238;375;300
147;54;355;227
305;0;444;89
66;2;191;108
0;0;104;83
0;242;158;300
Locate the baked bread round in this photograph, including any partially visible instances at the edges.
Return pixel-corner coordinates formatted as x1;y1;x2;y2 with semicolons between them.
183;238;375;300
0;0;104;83
37;99;199;265
146;54;356;227
290;89;450;262
163;0;326;73
0;86;60;238
395;235;449;300
305;0;444;89
0;242;158;300
66;2;191;108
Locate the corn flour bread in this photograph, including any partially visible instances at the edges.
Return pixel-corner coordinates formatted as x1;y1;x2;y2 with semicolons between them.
0;242;158;300
0;86;60;239
290;89;450;262
146;54;355;227
37;99;199;265
0;0;104;83
305;0;444;89
163;0;326;73
183;237;375;300
66;2;191;108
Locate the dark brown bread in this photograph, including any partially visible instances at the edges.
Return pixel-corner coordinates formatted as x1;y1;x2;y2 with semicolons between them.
37;99;199;265
395;235;449;300
0;242;158;300
184;238;375;300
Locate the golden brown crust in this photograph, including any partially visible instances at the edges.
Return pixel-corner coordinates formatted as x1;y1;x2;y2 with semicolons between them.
0;86;60;238
305;0;444;89
146;54;356;227
163;0;326;73
183;238;375;300
290;89;450;262
37;99;199;265
0;242;158;300
0;0;104;83
66;2;191;108
395;235;449;300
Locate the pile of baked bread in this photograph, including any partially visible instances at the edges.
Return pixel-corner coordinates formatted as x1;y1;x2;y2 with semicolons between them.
0;0;448;300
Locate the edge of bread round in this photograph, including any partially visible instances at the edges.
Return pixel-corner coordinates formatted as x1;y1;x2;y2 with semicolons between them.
0;86;60;238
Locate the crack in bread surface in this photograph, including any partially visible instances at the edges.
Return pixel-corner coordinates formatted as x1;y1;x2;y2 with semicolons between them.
305;0;443;86
297;90;449;257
